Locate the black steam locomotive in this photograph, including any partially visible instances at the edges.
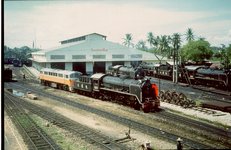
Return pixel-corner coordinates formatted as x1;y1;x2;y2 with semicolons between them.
107;65;145;79
139;62;231;91
74;73;159;112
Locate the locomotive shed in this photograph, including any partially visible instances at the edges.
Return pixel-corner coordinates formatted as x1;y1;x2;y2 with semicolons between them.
3;65;231;149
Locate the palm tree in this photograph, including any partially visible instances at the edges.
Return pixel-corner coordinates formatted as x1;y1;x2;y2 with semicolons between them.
123;33;133;48
136;40;147;51
172;33;181;51
172;33;181;83
147;32;155;48
154;36;160;48
186;28;194;42
158;35;170;55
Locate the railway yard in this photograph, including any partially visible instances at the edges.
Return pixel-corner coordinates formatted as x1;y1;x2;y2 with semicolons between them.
4;65;231;149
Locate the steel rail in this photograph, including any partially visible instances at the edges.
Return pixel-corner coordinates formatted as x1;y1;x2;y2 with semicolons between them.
5;90;129;150
4;92;61;150
6;82;216;149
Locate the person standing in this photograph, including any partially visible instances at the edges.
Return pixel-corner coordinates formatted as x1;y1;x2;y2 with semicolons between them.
177;137;183;150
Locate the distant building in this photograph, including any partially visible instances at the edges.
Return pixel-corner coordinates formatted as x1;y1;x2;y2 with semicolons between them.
31;33;166;74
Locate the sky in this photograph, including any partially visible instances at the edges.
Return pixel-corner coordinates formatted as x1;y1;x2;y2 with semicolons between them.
4;0;231;49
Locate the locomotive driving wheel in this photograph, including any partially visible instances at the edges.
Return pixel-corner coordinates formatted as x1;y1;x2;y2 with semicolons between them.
165;90;172;103
158;90;165;102
171;91;179;104
178;93;188;108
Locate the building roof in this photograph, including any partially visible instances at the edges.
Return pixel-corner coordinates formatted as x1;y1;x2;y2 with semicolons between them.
31;33;167;63
60;33;107;45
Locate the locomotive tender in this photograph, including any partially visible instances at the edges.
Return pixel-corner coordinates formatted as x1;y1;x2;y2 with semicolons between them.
39;68;160;112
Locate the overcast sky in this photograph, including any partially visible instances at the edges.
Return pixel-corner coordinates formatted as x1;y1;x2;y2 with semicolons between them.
4;0;231;49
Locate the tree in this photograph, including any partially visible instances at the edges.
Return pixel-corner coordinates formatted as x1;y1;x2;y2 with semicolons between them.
136;40;147;51
227;44;231;59
123;33;133;48
149;35;171;64
185;28;194;42
158;35;171;56
147;32;155;48
180;40;213;62
218;44;231;69
172;33;181;52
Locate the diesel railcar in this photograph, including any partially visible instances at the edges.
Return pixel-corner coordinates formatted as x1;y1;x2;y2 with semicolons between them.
39;68;82;91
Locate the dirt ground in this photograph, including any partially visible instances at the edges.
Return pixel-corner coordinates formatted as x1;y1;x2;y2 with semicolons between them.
25;87;177;149
4;112;28;150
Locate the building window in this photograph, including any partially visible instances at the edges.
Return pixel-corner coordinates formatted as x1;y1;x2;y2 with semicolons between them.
131;54;142;58
93;55;106;59
72;55;86;59
112;54;124;59
50;55;65;59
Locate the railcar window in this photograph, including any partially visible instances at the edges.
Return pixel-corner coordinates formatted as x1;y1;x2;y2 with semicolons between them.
58;74;63;77
65;75;69;78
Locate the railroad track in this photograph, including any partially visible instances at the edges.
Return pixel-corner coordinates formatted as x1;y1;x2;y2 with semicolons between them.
4;92;61;150
4;89;129;150
6;82;219;149
155;111;231;145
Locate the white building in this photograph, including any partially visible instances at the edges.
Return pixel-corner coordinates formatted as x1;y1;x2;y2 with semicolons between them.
31;33;166;74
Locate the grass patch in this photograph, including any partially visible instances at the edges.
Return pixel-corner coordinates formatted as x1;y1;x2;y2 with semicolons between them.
30;114;89;150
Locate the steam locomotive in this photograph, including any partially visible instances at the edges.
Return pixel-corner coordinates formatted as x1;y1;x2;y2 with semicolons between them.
40;68;160;112
139;62;231;91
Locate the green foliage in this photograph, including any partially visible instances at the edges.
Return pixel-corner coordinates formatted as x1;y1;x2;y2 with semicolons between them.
136;40;148;51
211;44;231;69
227;44;231;60
186;28;194;42
4;45;40;60
123;33;133;48
180;40;213;62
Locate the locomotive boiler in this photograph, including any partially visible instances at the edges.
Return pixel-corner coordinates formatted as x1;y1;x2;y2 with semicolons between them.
107;65;145;79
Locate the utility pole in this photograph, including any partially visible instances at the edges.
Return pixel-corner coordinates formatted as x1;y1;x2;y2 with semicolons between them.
176;47;178;83
173;48;176;83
